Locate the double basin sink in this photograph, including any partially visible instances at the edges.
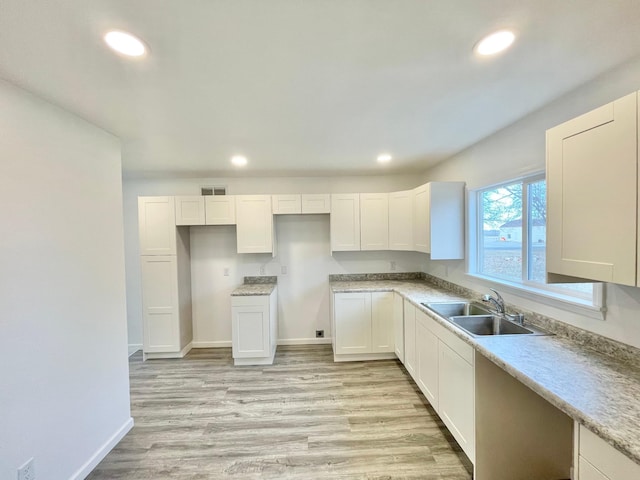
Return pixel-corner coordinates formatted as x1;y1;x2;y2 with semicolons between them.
422;301;547;337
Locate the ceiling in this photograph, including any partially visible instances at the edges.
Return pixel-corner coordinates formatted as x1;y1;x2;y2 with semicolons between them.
2;1;640;178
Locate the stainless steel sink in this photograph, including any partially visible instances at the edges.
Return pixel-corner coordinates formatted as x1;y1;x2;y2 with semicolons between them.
421;301;492;318
450;315;537;336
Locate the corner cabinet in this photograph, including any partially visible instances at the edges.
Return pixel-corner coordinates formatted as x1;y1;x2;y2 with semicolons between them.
331;291;395;361
235;195;275;254
231;289;278;366
546;91;639;286
389;190;414;250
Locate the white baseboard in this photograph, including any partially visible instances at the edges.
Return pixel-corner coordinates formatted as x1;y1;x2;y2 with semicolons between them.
70;417;134;480
192;340;232;348
143;342;192;360
128;344;142;356
278;337;333;346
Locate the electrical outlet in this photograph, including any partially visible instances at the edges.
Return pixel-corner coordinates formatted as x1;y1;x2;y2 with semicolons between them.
281;265;287;275
223;267;229;277
315;330;324;338
18;458;35;480
259;265;266;275
390;261;397;271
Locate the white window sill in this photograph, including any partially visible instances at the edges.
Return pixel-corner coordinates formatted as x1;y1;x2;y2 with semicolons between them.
464;273;606;321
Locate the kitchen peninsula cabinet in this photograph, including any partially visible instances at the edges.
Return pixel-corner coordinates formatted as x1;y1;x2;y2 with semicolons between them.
231;287;278;366
547;91;638;286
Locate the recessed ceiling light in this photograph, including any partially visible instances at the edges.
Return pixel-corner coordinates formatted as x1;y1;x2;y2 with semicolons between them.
377;153;392;164
475;30;516;56
104;31;147;57
231;155;248;167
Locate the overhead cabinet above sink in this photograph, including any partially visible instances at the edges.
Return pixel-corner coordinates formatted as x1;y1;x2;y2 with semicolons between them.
546;91;639;287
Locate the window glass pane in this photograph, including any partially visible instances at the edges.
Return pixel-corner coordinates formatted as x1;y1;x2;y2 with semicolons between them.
480;183;522;281
528;180;546;283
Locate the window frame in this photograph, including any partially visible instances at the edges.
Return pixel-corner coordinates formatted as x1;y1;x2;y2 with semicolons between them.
467;173;605;319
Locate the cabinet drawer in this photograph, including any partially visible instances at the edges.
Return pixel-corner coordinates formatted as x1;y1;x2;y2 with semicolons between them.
579;425;640;479
579;457;609;480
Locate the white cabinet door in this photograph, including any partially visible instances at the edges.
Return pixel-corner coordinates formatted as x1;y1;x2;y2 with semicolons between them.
205;196;236;225
579;458;610;480
236;195;274;253
393;293;404;362
301;194;330;213
141;255;179;353
403;300;417;380
413;184;430;253
371;292;394;353
547;92;637;286
175;196;205;226
330;194;360;251
360;193;389;250
272;194;302;214
389;190;414;251
415;311;439;410
232;297;270;358
334;292;372;355
429;182;465;260
578;425;640;480
439;342;475;463
138;196;177;255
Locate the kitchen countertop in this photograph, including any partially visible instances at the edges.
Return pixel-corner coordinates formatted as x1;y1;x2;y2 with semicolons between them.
331;279;640;466
231;283;277;296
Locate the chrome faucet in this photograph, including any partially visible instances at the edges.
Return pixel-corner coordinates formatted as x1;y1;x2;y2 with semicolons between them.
482;288;505;314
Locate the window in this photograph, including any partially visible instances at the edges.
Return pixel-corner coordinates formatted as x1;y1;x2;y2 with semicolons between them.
472;174;599;307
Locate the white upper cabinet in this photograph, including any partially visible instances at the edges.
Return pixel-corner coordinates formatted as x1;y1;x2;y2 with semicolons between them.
272;194;302;214
235;195;274;254
138;196;177;255
175;196;205;226
389;190;414;251
547;92;637;286
205;195;236;225
413;184;430;253
330;194;361;251
413;182;465;260
301;194;330;214
360;193;389;250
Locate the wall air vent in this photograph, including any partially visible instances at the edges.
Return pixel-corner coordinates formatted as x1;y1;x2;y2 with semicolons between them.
201;186;227;196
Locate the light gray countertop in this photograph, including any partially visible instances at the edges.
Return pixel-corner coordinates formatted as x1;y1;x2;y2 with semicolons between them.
330;279;640;465
231;283;277;296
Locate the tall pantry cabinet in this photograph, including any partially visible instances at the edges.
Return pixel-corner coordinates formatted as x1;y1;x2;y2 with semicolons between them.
138;196;193;359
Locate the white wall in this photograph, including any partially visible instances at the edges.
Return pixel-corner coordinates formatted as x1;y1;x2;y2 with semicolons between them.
422;55;640;349
124;175;424;348
0;79;132;479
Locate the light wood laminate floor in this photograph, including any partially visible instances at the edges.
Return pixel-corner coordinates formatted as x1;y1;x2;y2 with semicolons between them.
88;345;472;479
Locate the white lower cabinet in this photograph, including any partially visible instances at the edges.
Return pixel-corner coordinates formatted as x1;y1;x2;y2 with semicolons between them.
371;292;394;353
405;305;475;463
332;291;395;361
439;340;475;463
415;311;439;409
577;425;640;480
231;289;278;365
393;293;404;362
403;300;417;378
